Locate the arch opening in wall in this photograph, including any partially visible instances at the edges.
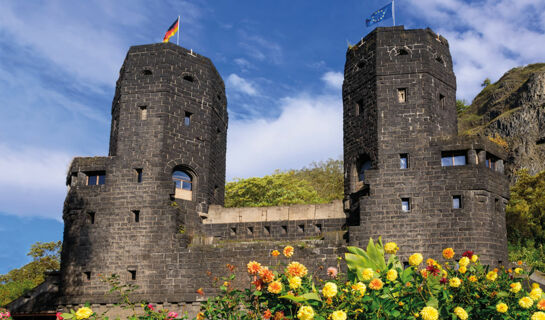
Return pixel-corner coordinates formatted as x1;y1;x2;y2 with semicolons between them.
142;69;153;76
183;75;195;82
351;154;372;192
172;168;193;201
397;48;409;56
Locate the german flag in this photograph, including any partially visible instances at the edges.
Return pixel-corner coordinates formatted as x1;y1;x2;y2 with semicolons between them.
163;17;179;43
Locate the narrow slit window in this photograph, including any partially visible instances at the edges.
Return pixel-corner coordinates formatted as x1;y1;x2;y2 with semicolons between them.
452;196;462;209
397;88;407;103
87;212;95;224
439;94;445;109
135;169;143;183
401;198;410;212
297;224;305;233
355;99;364;116
84;271;91;281
281;225;288;234
129;270;136;280
264;226;270;235
184;111;192;126
247;227;253;235
140;106;147;120
132;210;140;223
400;154;408;169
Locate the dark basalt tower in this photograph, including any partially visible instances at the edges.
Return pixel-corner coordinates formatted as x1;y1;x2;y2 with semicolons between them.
60;43;227;305
343;26;509;264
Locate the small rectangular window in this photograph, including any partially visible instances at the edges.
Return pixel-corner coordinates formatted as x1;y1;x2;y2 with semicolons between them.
397;88;407;103
441;151;467;167
452;196;462;209
401;198;410;212
400;154;408;169
355;99;364;116
297;224;305;233
84;271;91;281
140;106;147;120
184;111;192;126
129;270;136;280
247;227;254;235
86;171;105;185
132;210;140;223
485;153;498;170
439;94;445;108
135;169;143;183
230;227;237;236
87;212;95;224
263;226;270;235
281;225;288;234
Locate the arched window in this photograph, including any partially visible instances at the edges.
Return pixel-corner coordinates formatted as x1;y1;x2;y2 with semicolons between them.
172;170;193;200
357;159;372;182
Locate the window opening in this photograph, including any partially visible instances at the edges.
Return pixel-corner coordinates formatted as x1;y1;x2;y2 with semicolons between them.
485;153;498;170
297;224;305;233
537;137;545;145
86;171;105;185
401;198;410;212
230;227;237;236
398;88;407;103
135;168;143;183
355;99;364;116
84;271;91;281
452;196;462;209
441;151;467;167
87;212;95;224
397;48;409;56
439;94;445;109
184;112;192;126
436;56;443;64
132;210;140;223
264;226;270;235
142;69;152;76
315;223;322;233
247;227;253;235
183;75;194;82
357;157;372;182
129;270;136;280
281;225;288;234
172;170;193;201
357;60;366;69
140;106;147;120
400;154;408;169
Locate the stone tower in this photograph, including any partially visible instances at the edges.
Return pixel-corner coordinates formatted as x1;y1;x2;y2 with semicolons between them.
59;43;227;306
343;26;509;264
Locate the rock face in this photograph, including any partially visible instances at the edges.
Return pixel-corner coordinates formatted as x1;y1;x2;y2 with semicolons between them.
459;65;545;181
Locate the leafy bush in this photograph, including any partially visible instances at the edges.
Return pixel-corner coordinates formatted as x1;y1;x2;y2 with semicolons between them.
198;239;545;320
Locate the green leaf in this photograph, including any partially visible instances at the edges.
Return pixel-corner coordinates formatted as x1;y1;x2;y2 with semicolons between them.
61;314;73;319
345;253;366;270
280;292;322;303
347;246;367;257
253;290;262;296
496;291;509;298
426;296;439;309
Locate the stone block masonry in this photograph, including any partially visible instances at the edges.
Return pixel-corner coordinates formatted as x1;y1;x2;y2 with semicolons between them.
7;26;510;319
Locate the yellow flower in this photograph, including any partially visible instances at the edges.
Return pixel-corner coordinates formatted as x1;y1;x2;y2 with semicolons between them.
330;310;347;320
283;246;294;258
289;276;302;290
538;299;545;311
420;306;439;320
75;307;93;320
486;271;497;281
271;250;280;257
533;283;541;289
287;262;308;277
196;312;205;320
351;282;366;296
443;248;455;259
459;257;470;267
322;282;337;298
496;302;508;313
454;307;468;320
361;268;374;281
384;242;399;254
519;296;534;309
510;282;522;293
409;253;423;266
532;312;545;320
530;288;543;301
468;275;477;282
449;277;462;288
268;281;283;294
471;254;478;263
458;266;467;274
247;261;262;275
386;269;398;281
369;278;384;290
515;267;523;274
297;306;314;320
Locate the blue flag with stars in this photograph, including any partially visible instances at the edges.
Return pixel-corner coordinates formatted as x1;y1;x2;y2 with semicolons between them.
366;2;393;27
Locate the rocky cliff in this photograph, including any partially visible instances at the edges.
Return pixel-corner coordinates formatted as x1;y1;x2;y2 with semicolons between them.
459;64;545;181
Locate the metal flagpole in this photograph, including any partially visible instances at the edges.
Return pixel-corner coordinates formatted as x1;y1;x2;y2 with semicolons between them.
392;0;396;26
177;16;180;45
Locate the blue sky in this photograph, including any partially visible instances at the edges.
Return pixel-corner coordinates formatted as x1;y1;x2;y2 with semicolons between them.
1;0;544;274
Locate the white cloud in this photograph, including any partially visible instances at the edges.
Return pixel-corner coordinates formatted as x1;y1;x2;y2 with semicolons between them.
404;0;545;101
321;71;344;90
227;74;259;96
0;144;72;220
227;93;342;180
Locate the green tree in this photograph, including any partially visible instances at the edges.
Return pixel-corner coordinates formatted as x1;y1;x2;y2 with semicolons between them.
455;99;470;114
506;169;545;245
292;158;343;203
481;78;491;87
225;171;324;207
0;241;62;306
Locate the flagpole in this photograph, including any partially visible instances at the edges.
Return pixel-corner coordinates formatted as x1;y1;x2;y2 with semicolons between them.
177;15;180;45
392;0;396;26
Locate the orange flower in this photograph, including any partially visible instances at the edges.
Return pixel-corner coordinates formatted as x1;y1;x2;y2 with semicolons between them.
537;299;545;311
274;311;285;320
196;312;205;320
369;278;384;290
271;250;280;257
259;267;275;283
287;262;308;277
267;281;283;294
252;278;264;290
283;246;294;258
263;309;272;319
196;288;204;296
247;261;262;275
517;260;523;265
442;248;455;259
